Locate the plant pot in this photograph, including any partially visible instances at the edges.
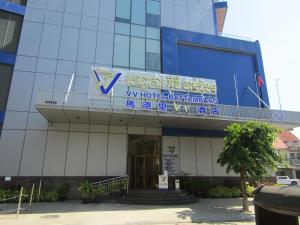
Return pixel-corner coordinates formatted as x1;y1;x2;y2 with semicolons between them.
94;196;102;203
194;189;202;197
111;192;117;199
120;189;127;196
81;197;90;204
58;195;67;202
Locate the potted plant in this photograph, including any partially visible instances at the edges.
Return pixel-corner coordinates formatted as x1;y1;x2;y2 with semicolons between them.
120;180;127;197
57;183;69;201
78;181;94;204
94;184;105;203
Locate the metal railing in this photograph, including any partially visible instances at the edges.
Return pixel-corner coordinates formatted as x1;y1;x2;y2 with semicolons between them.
36;90;300;125
218;32;252;41
0;185;35;215
91;176;128;197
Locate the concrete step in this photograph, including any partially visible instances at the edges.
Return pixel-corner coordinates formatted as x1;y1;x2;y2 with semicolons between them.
117;190;198;205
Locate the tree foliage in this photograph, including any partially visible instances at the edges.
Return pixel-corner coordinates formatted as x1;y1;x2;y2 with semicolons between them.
217;121;282;211
218;121;282;179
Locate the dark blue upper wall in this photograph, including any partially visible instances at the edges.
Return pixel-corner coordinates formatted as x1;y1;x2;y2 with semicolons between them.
161;27;269;108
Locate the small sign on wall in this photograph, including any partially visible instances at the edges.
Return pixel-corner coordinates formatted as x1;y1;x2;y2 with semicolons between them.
159;175;168;190
4;177;11;182
175;179;180;191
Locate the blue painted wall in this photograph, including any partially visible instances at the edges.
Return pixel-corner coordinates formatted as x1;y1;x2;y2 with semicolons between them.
0;0;26;15
161;27;269;108
0;111;5;124
0;51;16;65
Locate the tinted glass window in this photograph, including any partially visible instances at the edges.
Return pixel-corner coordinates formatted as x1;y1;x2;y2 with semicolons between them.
0;11;9;50
131;24;145;38
132;0;146;25
146;14;160;27
8;0;27;6
130;37;145;69
115;22;130;35
0;11;24;53
146;39;160;53
113;35;130;67
113;0;161;72
116;0;131;21
0;64;13;111
147;0;160;15
146;52;160;71
146;27;160;40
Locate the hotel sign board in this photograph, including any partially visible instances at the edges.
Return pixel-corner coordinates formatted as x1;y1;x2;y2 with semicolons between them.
89;67;219;116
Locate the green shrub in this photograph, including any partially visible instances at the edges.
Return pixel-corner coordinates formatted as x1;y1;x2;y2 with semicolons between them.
0;186;64;203
78;181;95;198
246;184;255;197
208;186;225;198
56;183;69;201
208;186;241;198
179;176;212;197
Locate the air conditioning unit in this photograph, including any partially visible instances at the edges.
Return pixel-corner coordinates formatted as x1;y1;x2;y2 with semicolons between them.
44;100;57;104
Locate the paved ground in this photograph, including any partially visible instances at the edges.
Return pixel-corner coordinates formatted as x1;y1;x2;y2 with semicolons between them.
0;198;255;225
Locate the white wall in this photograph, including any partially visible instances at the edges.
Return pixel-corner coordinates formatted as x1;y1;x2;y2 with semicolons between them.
0;125;163;177
196;137;213;176
180;137;197;176
162;136;237;177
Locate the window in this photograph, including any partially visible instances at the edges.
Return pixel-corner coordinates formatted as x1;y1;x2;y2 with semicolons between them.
8;0;27;6
113;35;130;67
146;39;160;71
146;39;160;54
0;64;13;111
130;37;145;69
131;24;145;38
115;22;130;35
114;0;161;72
0;11;24;53
116;0;131;22
131;0;146;25
146;14;160;28
146;27;160;40
147;0;160;15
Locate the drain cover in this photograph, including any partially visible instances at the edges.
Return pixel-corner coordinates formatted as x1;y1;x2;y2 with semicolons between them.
41;215;60;219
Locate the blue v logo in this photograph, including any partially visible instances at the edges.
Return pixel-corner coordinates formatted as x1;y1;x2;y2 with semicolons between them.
93;70;122;95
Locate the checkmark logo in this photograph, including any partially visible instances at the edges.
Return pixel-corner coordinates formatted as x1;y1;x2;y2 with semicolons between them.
93;70;122;95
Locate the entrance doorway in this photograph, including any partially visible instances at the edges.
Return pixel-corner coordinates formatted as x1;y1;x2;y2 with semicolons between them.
127;135;161;189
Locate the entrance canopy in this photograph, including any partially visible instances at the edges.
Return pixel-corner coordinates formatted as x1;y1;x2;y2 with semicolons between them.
36;67;300;130
36;90;300;130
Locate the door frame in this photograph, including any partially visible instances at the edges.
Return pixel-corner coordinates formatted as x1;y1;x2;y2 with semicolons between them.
127;135;162;189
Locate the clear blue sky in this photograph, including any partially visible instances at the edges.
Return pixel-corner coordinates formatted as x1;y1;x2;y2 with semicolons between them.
223;0;300;112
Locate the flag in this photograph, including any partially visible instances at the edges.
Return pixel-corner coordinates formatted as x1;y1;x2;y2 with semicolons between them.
256;75;264;88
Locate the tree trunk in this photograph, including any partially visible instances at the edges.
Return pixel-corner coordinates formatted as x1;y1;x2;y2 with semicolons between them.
240;169;249;211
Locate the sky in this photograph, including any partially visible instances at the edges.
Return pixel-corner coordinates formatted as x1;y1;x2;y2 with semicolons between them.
222;0;300;136
223;0;300;112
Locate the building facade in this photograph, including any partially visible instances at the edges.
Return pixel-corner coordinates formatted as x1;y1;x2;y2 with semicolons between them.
0;0;300;191
276;131;300;179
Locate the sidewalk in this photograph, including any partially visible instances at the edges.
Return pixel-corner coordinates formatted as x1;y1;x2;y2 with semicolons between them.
0;198;255;225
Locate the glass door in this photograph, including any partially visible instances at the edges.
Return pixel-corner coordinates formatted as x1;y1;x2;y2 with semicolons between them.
128;135;161;189
135;155;145;188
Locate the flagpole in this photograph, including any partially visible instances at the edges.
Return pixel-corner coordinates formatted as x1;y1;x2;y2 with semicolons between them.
254;73;261;108
233;74;239;107
275;78;283;120
64;66;77;104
